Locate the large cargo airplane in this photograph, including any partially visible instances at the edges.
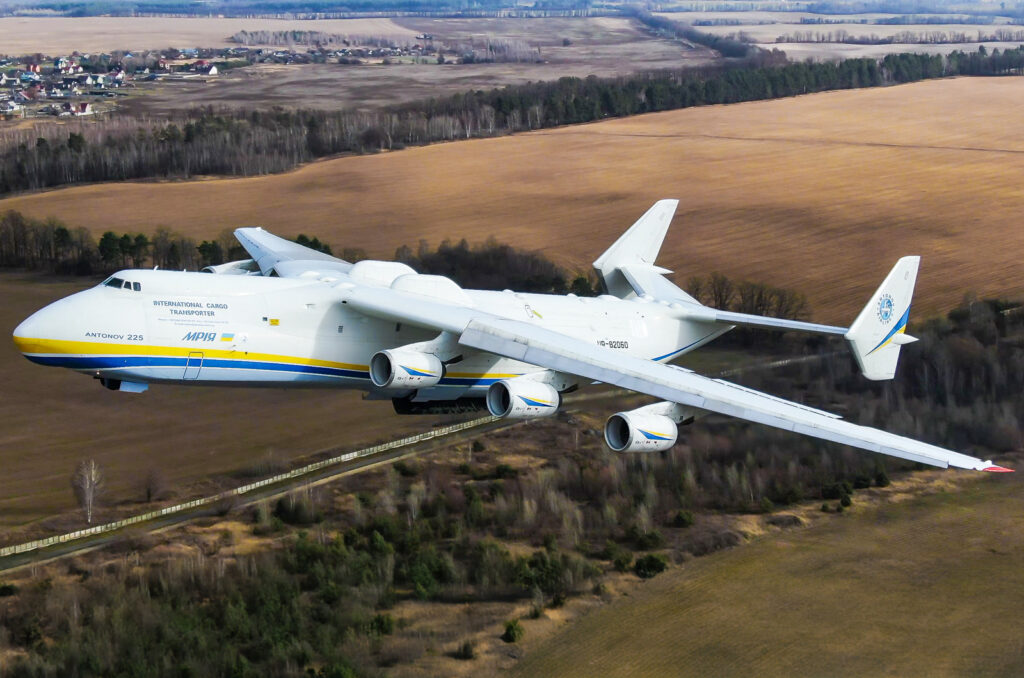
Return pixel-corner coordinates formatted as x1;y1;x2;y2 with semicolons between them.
12;200;1012;472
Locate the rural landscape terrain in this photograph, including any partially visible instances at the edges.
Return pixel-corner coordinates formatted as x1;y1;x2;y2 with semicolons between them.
2;0;1024;675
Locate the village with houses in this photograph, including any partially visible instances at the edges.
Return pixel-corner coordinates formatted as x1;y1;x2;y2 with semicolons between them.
0;33;484;121
0;30;512;122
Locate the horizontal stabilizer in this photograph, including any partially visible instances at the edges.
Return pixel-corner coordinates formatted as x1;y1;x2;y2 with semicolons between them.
594;200;678;298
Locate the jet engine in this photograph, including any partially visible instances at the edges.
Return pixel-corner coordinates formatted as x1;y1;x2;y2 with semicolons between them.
486;379;560;419
200;259;259;275
604;403;697;453
370;349;444;389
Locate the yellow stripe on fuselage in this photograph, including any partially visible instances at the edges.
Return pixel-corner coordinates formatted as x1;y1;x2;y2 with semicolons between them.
12;336;524;379
12;336;367;371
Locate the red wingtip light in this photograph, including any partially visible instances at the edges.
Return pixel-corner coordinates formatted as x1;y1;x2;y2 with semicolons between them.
983;465;1014;473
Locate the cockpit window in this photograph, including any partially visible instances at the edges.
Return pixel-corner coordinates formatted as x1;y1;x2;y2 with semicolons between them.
99;276;142;292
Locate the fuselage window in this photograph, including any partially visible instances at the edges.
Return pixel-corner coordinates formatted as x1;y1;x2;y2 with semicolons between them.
133;282;141;292
104;277;125;288
122;280;132;290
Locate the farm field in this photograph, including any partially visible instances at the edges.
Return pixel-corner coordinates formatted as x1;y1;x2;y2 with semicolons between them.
511;469;1024;678
657;10;1024;59
121;17;707;111
4;77;1024;323
0;16;417;54
0;273;454;531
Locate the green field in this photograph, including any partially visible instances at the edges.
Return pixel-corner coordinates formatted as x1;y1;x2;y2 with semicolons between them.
512;471;1024;677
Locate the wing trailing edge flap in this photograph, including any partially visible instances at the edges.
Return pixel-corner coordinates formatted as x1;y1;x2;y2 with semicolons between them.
458;316;1001;472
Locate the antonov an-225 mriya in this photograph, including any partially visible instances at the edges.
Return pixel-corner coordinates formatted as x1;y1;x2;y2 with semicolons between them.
12;200;1013;473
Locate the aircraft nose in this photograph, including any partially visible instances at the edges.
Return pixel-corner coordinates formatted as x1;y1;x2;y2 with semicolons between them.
13;308;49;357
12;298;72;360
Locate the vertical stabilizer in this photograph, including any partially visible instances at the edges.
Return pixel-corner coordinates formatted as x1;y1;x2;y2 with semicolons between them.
593;199;679;298
845;256;920;380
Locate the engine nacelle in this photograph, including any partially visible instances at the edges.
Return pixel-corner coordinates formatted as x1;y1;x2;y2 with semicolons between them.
370;349;444;389
604;412;678;453
486;379;560;419
200;259;259;275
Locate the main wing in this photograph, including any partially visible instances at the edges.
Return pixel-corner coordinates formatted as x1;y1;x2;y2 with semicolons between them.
342;285;1010;472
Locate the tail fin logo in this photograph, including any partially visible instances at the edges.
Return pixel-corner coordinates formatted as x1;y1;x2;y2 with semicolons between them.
877;294;895;324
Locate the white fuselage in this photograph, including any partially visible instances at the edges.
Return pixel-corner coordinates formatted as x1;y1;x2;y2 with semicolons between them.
13;268;726;401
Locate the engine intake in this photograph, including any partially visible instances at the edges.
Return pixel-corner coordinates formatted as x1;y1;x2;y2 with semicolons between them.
370;349;443;389
605;412;678;453
486;379;560;419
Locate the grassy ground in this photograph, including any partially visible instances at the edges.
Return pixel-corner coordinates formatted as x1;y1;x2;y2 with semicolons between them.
4;78;1024;322
511;469;1024;678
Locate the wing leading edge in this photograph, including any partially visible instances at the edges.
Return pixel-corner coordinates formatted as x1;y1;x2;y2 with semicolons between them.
341;284;1008;472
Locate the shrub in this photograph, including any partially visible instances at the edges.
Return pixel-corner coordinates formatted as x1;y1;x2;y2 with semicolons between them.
274;493;322;525
670;510;695;528
875;470;891;487
852;474;872;489
0;582;16;596
613;552;633;573
472;440;485;452
452;641;475;660
821;503;830;513
627;525;665;550
495;463;517;479
370;613;395;636
502;619;524;643
840;494;852;508
634;554;668;579
393;460;418;477
759;497;774;513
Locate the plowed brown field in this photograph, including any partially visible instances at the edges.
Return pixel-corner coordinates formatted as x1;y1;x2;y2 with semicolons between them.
4;77;1023;323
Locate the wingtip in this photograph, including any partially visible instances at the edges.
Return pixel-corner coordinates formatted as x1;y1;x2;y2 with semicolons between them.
982;465;1014;473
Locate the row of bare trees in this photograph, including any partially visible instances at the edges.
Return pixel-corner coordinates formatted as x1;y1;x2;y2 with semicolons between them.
775;28;1024;43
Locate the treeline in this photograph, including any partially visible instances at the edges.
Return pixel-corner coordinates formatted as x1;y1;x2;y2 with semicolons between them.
686;271;809;319
776;28;1024;44
0;210;590;295
874;14;1001;25
3;47;1024;196
230;30;410;48
628;7;760;59
396;237;594;295
0;211;210;275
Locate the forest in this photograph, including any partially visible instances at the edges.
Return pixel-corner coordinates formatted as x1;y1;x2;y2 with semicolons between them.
1;48;1022;196
1;293;1020;676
